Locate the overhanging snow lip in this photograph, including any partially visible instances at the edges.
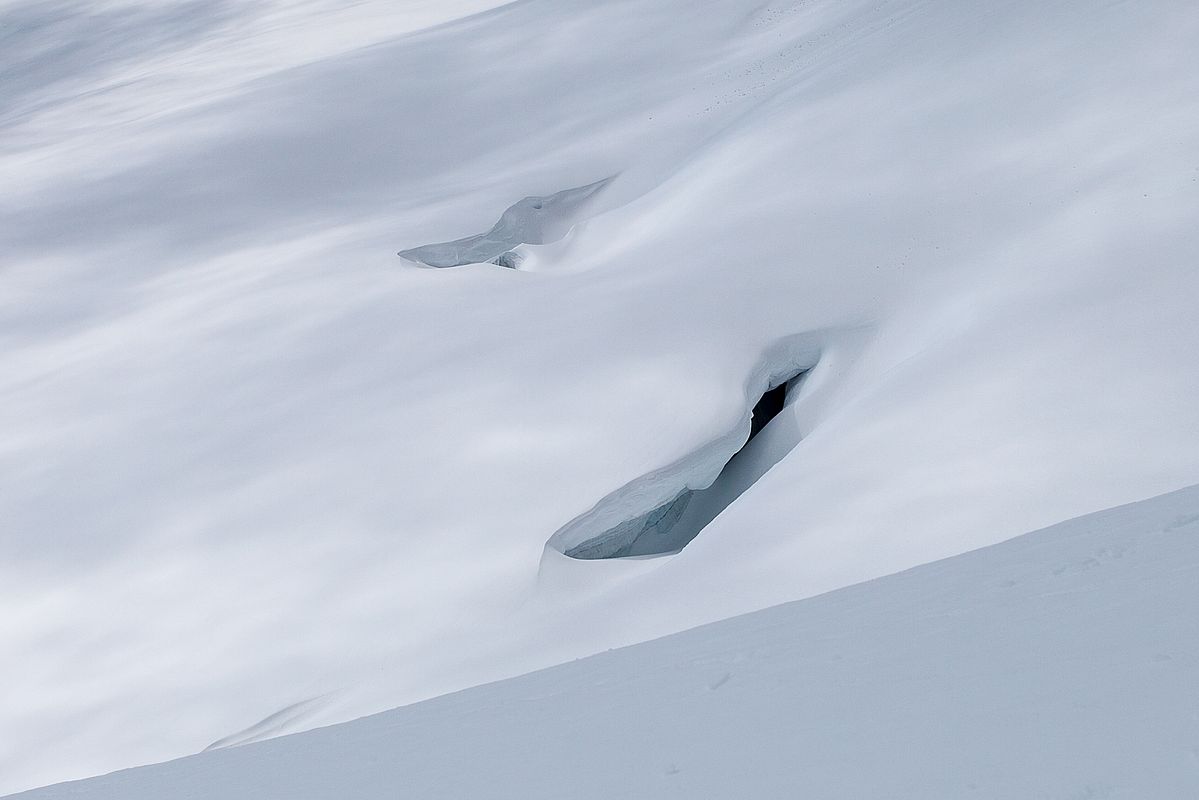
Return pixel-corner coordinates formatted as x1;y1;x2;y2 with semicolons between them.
544;332;826;561
397;177;614;268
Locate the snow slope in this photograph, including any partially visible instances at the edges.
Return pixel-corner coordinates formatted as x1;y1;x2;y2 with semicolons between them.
3;0;1198;792
11;484;1199;799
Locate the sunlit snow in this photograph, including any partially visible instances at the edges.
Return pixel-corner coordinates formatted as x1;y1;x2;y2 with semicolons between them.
2;0;1197;794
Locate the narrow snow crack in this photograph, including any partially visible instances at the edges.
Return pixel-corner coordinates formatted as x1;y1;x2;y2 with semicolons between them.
398;177;612;268
558;369;809;560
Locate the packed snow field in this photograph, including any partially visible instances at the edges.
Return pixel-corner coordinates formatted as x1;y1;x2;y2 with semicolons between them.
14;486;1199;799
2;0;1198;794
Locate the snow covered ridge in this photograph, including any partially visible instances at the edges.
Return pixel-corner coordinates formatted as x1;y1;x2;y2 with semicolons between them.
10;485;1199;799
3;0;1199;792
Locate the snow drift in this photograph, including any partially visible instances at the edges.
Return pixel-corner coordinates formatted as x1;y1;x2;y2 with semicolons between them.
2;0;1198;792
12;485;1199;799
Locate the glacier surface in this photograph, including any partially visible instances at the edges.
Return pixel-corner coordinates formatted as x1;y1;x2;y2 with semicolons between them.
2;0;1198;792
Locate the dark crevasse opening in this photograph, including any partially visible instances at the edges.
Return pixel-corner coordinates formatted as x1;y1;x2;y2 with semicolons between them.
564;370;808;560
749;381;787;441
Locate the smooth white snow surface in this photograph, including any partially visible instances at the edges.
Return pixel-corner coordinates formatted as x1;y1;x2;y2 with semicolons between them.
11;485;1199;799
2;0;1199;792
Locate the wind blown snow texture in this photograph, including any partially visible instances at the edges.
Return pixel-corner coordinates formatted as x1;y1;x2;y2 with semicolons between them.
2;0;1198;792
11;485;1199;799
